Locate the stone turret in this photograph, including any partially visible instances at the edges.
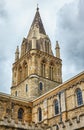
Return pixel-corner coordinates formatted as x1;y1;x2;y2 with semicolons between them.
15;46;19;62
56;41;60;58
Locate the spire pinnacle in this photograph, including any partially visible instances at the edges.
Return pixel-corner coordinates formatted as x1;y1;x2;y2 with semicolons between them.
56;41;60;58
15;46;19;62
16;46;19;53
56;41;60;48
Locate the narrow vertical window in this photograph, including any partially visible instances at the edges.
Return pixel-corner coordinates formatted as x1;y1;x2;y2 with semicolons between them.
54;100;59;115
25;64;28;78
76;88;83;106
23;61;28;79
18;66;22;82
39;82;43;91
26;84;28;92
41;62;45;77
49;65;53;80
38;108;42;122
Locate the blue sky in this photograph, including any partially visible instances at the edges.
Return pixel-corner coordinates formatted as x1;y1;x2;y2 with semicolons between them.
0;0;84;94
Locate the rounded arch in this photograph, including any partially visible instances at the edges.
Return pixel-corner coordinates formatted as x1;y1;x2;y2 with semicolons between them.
53;99;59;115
75;88;83;106
18;108;24;120
38;107;42;122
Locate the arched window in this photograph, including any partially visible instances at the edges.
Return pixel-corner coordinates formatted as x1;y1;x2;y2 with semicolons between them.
76;88;83;106
49;66;53;80
39;82;43;91
54;100;59;115
38;107;42;122
41;62;45;77
18;108;24;120
41;59;46;77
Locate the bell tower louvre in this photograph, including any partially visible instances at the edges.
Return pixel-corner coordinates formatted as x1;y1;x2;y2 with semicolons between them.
11;7;62;99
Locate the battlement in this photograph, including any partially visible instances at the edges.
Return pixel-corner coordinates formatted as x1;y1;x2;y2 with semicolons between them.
0;117;44;130
47;114;84;130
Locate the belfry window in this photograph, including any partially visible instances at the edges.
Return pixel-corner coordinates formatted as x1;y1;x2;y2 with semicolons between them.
38;107;42;122
54;100;59;115
18;108;24;120
76;88;83;106
49;66;53;80
41;62;45;77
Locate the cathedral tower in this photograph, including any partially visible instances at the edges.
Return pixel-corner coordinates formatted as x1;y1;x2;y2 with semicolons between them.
11;7;62;99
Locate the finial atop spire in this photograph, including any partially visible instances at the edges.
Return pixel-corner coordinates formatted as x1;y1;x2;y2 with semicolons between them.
37;4;39;11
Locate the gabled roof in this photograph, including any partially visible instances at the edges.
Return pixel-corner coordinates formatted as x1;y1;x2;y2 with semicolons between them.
28;7;46;37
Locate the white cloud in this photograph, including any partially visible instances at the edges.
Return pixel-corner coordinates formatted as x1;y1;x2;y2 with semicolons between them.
56;0;84;81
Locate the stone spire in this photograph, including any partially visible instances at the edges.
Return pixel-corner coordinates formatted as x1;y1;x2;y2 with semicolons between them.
27;6;46;39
